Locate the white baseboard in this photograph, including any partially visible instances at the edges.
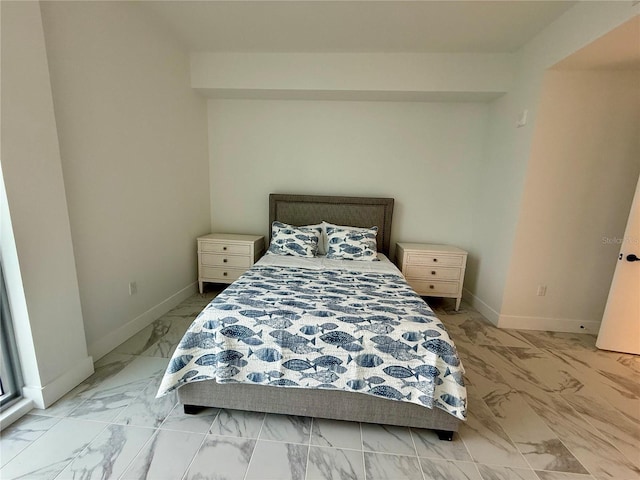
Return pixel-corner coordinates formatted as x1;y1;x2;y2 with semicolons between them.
22;355;94;409
0;398;34;431
462;288;500;325
462;289;600;335
497;314;601;335
88;282;198;361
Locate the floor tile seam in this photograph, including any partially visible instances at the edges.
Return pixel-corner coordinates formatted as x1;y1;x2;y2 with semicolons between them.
532;466;597;475
114;425;164;480
48;393;90;420
205;430;264;441
303;417;313;480
48;419;112;480
421;458;490;480
241;411;267;480
155;402;181;432
461;343;526;389
493;364;565;399
493;345;578;395
180;426;211;480
88;361;161;401
102;367;165;427
1;412;65;441
257;416;313;445
477;388;581;469
538;347;640;398
415;424;474;463
461;394;532;471
159;406;221;434
0;415;67;472
559;390;640;432
573;364;640;399
133;351;173;360
307;443;365;453
471;462;486;480
92;354;138;377
553;389;634;446
19;412;65;422
422;458;479;466
251;436;314;447
407;427;427;480
468;460;537;472
112;407;180;431
504;418;542;475
536;349;597;388
456;423;473;459
245;439;311;478
501;330;539;349
516;392;602;478
159;315;199;322
360;421;367;480
69;416;135;427
462;452;540;472
556;395;640;474
0;438;31;469
503;343;557;360
611;357;640;378
307;421;363;450
576;385;640;420
361;449;420;459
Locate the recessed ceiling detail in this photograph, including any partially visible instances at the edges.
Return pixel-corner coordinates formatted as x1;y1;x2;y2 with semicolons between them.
141;1;575;53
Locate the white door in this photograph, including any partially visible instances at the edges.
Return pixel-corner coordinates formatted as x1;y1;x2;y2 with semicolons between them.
597;176;640;354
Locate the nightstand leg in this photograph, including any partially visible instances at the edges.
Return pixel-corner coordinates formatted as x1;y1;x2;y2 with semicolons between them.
455;297;461;311
199;281;203;295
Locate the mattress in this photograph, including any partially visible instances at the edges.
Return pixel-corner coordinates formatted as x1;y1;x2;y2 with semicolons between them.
157;254;467;421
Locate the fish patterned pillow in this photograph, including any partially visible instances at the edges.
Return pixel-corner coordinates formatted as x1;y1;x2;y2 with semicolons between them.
267;221;322;258
326;226;378;261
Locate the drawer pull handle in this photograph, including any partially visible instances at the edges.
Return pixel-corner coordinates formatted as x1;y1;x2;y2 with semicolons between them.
223;246;227;251
429;285;434;289
223;259;228;263
431;271;436;275
433;258;438;262
223;272;228;276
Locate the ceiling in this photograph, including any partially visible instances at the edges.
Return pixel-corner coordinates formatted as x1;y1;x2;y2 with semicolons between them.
141;1;576;53
552;15;640;70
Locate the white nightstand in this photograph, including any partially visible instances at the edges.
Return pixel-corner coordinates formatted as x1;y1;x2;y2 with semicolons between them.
396;243;468;311
197;233;264;293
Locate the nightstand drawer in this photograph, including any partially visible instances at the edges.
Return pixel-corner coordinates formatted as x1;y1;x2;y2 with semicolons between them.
405;265;461;281
200;253;251;268
199;242;251;256
200;266;245;282
197;233;264;292
405;252;464;267
396;243;467;311
407;279;460;296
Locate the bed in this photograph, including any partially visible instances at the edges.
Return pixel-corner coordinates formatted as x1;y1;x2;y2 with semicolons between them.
157;194;466;440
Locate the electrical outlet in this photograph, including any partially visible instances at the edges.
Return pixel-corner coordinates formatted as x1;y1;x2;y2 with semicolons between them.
536;285;547;296
129;281;137;296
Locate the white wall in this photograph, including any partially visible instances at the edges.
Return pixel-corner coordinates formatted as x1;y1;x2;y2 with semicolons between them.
192;52;514;101
0;1;93;409
500;70;640;332
205;5;638;329
465;2;638;323
40;1;211;359
208;99;488;258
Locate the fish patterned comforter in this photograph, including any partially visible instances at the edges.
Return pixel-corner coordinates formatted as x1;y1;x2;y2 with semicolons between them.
157;265;467;421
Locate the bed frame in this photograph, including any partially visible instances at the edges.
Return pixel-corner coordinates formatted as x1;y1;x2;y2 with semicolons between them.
180;194;460;439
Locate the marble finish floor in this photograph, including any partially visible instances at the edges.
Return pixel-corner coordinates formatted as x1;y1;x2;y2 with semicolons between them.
1;291;639;480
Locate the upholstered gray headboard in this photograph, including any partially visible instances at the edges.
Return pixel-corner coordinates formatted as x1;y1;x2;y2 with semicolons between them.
269;194;394;256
